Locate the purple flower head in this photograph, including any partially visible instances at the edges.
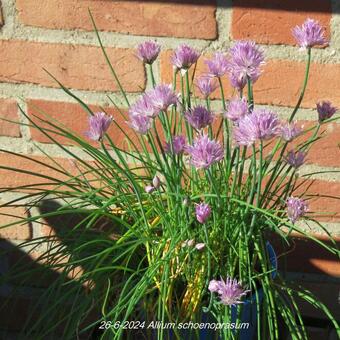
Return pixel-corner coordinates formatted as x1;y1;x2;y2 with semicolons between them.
209;277;249;306
127;113;152;135
129;93;159;118
233;109;281;146
292;18;327;49
171;44;200;72
224;97;248;122
185;106;214;130
280;122;303;142
148;84;178;112
287;197;308;224
316;101;337;122
205;52;229;78
195;243;206;251
196;76;218;98
145;185;155;194
227;40;265;88
186;134;224;169
85;112;113;141
136;40;161;64
285;150;306;168
164;135;186;155
195;202;211;224
228;69;248;90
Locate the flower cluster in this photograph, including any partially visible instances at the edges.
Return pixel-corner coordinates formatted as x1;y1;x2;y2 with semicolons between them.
185;106;214;130
208;277;249;306
171;44;200;72
127;84;178;134
233;109;281;146
164;135;186;155
186;134;224;169
195;202;211;224
224;97;248;122
227;41;265;90
286;197;309;224
317;101;337;122
136;40;161;64
85;112;113;141
292;18;327;49
196;76;218;98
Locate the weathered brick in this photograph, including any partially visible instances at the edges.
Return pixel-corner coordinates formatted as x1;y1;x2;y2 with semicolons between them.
293;179;340;222
0;152;77;189
27;99;146;150
16;0;217;40
232;0;331;46
0;205;31;240
160;50;234;99
254;60;340;109
27;99;167;152
296;121;340;168
0;40;145;92
161;52;340;109
0;98;21;137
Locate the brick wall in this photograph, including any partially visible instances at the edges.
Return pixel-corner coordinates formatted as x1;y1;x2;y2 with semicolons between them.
0;0;339;333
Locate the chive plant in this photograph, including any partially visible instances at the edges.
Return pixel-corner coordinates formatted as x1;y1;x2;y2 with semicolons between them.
0;15;339;340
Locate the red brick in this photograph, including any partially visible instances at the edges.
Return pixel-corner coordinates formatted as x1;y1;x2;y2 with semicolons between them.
27;99;145;149
293;179;340;222
232;0;331;46
0;98;21;137
254;60;340;109
27;99;169;154
0;152;77;189
160;50;235;99
0;205;32;239
161;53;340;109
0;40;145;92
16;0;217;40
297;121;340;168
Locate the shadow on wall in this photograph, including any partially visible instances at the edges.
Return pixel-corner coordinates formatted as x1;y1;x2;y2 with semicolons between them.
0;199;339;338
96;0;333;12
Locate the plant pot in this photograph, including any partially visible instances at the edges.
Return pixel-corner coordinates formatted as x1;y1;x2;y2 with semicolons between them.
199;241;277;340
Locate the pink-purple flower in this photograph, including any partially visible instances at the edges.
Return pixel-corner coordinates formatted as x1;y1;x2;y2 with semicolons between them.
164;135;186;155
224;97;248;122
196;76;218;98
233;109;281;146
186;134;224;169
227;40;265;89
195;202;211;224
136;40;161;64
208;277;249;306
292;18;327;49
280;122;302;142
286;197;308;224
148;84;178;112
85;112;113;141
205;52;229;78
316;101;337;122
129;93;159;118
171;44;200;71
185;106;214;130
127;113;152;135
285;150;306;168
